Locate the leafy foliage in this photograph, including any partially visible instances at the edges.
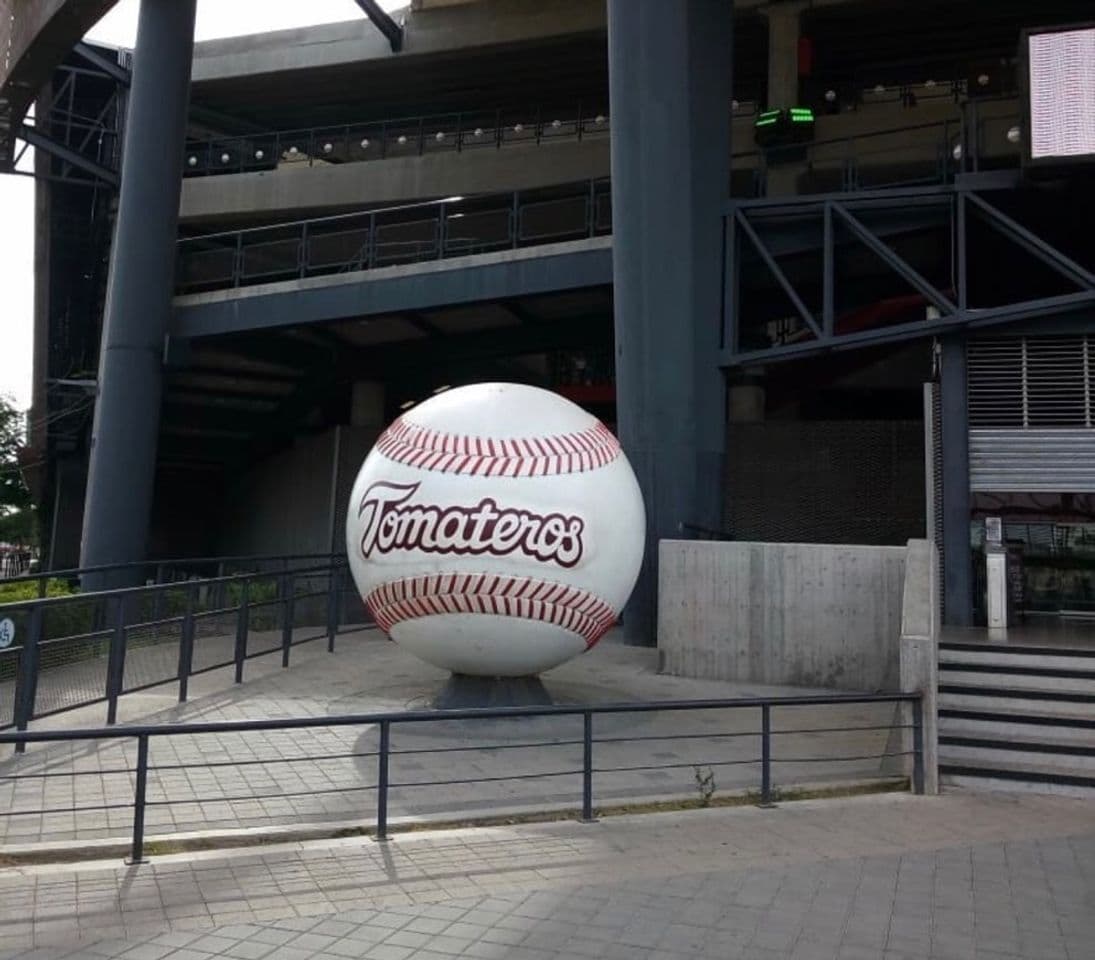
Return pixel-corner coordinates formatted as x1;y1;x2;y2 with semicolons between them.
0;394;35;546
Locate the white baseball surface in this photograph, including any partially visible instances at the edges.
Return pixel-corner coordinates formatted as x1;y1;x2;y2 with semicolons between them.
345;382;645;676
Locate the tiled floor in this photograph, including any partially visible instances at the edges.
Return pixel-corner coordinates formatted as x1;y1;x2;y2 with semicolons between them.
0;791;1091;959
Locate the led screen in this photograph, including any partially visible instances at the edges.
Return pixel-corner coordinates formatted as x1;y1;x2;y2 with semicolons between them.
1028;26;1095;160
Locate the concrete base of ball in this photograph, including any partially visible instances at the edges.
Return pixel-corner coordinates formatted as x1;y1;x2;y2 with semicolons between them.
433;673;554;709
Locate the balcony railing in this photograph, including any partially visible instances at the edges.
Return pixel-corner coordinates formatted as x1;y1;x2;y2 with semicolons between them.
176;178;612;294
183;103;612;177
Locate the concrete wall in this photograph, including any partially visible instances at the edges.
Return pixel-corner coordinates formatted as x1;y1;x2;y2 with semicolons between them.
216;424;382;558
658;540;906;692
180;138;609;223
217;429;338;558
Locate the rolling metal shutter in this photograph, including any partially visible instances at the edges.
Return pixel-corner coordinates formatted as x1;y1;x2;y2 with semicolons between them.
968;335;1095;492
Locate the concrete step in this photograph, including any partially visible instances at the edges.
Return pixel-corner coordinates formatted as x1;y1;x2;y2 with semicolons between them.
939;648;1095;673
938;738;1095;774
939;640;1095;660
937;667;1095;694
939;708;1095;744
938;686;1095;719
941;770;1095;799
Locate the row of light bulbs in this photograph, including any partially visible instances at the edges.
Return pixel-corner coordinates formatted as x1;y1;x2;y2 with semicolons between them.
186;115;608;167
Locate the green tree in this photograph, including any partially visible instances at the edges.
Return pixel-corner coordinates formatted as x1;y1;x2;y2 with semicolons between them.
0;394;35;547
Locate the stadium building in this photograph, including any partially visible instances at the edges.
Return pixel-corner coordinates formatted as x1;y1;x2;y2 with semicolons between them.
5;0;1095;647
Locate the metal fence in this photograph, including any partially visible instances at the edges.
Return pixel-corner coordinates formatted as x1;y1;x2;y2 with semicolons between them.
183;103;612;177
0;692;923;862
0;557;367;737
176;179;612;293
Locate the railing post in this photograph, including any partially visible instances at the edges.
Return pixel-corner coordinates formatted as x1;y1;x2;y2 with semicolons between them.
281;572;295;668
234;579;249;684
106;594;127;725
214;561;226;610
511;190;520;248
758;703;775;808
581;711;595;822
376;719;390;841
37;576;47;599
128;733;149;864
326;565;339;652
234;232;243;288
13;606;42;755
368;212;378;269
177;581;195;703
437;202;446;259
912;697;925;795
299;222;309;279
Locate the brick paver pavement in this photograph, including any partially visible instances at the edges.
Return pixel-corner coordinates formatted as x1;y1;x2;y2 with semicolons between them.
0;791;1091;958
0;632;908;847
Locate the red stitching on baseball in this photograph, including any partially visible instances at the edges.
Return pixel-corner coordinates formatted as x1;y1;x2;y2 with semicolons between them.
374;417;621;477
365;574;617;649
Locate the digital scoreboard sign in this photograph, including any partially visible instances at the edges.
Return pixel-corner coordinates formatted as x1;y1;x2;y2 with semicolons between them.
1022;23;1095;168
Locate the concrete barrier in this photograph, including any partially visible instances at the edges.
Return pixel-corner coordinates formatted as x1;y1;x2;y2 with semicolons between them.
657;540;906;692
898;538;940;794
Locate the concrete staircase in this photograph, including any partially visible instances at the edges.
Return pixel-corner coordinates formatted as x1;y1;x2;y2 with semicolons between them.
938;639;1095;795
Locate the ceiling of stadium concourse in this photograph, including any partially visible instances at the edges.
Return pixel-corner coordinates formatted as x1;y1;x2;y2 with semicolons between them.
186;17;770;135
803;0;1095;84
160;286;613;468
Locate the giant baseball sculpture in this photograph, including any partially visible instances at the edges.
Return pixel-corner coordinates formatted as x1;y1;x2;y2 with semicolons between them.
346;383;645;677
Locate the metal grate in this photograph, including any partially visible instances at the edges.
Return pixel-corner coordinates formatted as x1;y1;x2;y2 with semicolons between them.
968;335;1092;428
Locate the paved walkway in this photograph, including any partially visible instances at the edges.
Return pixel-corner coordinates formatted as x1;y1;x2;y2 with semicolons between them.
0;791;1091;958
0;632;907;847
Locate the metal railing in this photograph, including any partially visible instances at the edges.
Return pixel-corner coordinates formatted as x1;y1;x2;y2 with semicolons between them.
183;102;612;177
176;178;611;294
0;551;342;597
0;692;924;862
0;557;368;737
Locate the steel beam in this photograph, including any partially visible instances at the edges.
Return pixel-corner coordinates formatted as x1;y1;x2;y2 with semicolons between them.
830;202;955;316
354;0;403;52
735;210;823;340
73;42;131;86
17;124;118;186
940;336;972;626
965;191;1095;292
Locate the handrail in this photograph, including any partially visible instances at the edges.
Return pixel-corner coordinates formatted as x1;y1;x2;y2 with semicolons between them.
0;690;925;859
1;550;344;591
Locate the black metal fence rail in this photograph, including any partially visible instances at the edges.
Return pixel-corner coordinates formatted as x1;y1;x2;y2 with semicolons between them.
0;559;369;736
175;179;613;294
0;551;343;597
0;692;923;862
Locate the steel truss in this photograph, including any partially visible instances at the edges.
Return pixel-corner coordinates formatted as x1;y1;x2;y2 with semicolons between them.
9;44;127;187
722;181;1095;368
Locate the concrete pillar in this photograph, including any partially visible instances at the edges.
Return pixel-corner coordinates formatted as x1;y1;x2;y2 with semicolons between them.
765;2;804;109
608;0;730;645
940;336;972;626
350;381;385;430
80;0;197;589
728;379;765;423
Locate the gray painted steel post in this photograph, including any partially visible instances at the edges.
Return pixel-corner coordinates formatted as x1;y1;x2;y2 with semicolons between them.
177;582;195;702
607;0;731;643
581;711;595;822
13;607;42;754
79;0;197;592
759;704;775;807
128;733;150;864
940;336;972;625
234;580;249;684
376;720;390;841
281;573;295;668
106;595;128;724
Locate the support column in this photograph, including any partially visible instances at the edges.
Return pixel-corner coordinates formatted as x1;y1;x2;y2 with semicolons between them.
608;0;731;645
80;0;197;589
940;336;972;626
764;2;804;109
